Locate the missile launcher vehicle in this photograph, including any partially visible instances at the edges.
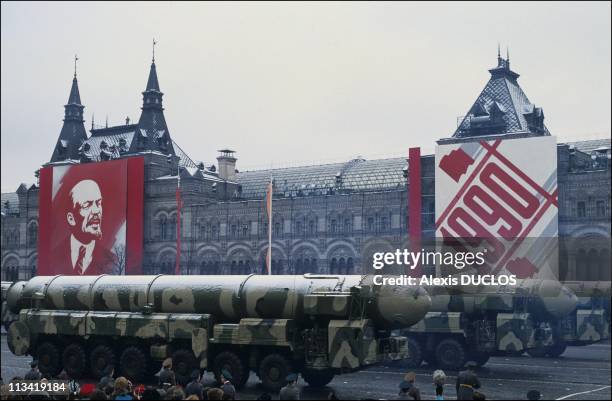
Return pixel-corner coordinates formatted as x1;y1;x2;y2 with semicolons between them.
396;279;578;370
527;281;611;358
6;274;430;390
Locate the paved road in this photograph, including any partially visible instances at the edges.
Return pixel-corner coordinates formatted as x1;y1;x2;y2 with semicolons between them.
2;334;610;400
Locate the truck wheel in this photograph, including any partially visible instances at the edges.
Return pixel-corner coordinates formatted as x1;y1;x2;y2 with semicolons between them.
435;338;466;370
546;342;567;358
119;346;148;382
472;351;490;367
526;347;548;358
90;344;116;379
172;349;197;386
36;341;61;377
214;351;249;388
62;343;87;379
259;353;292;392
302;369;335;387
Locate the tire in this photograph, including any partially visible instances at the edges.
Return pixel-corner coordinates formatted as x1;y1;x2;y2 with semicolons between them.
172;349;198;386
472;351;490;367
89;344;116;379
119;346;148;382
258;353;293;392
62;343;87;379
435;338;467;371
526;347;548;358
546;342;567;358
35;341;61;377
213;351;249;389
302;369;335;388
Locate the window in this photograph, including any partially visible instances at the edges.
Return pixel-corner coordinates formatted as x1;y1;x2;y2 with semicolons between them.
159;216;167;240
577;201;586;218
596;200;605;217
28;223;38;247
330;219;337;233
274;222;282;237
367;217;374;232
308;220;316;236
344;218;352;233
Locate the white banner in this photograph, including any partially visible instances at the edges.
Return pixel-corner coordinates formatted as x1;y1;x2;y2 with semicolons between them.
435;136;558;279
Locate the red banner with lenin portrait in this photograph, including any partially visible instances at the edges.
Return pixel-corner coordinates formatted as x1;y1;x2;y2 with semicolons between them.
37;157;144;275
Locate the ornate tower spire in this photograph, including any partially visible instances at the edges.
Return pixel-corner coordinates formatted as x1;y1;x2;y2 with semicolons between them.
136;42;175;155
50;60;88;163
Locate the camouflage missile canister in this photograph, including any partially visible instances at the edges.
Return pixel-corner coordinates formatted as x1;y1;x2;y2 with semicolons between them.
6;274;430;391
398;279;578;370
2;281;18;330
533;281;611;357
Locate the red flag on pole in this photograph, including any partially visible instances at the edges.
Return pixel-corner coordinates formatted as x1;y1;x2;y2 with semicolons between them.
266;179;273;275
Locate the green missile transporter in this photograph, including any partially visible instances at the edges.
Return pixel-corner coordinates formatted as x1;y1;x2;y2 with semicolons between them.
527;281;611;358
396;279;578;370
6;274;430;391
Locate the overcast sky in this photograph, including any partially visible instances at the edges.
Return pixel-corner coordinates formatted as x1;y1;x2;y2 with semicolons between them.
1;1;610;192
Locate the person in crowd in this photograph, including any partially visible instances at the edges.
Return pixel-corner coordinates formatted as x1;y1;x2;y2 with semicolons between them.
327;391;339;400
257;393;272;400
433;369;446;400
56;370;70;381
207;387;225;401
165;386;186;400
398;372;421;400
279;373;300;400
185;369;205;399
89;389;109;400
141;387;162;400
98;366;115;396
456;361;482;400
158;358;176;387
79;383;97;399
25;360;43;380
186;395;200;401
111;376;134;400
219;369;236;400
527;390;542;400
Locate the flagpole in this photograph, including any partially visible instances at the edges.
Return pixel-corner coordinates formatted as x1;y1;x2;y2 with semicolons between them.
175;156;181;275
267;176;273;275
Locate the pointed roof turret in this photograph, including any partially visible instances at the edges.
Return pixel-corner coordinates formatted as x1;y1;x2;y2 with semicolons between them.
451;49;549;138
146;61;161;92
67;76;82;105
135;45;175;156
49;61;88;163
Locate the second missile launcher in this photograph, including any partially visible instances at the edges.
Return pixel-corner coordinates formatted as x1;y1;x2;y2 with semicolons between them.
6;274;430;390
396;279;578;370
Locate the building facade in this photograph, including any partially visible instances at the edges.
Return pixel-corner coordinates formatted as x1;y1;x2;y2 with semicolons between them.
2;54;610;282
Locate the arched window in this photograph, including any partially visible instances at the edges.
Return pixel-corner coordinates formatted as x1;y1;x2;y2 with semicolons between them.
343;218;352;234
308;220;316;236
347;257;354;274
169;216;177;241
159;216;168;240
330;258;338;274
28;223;38;247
